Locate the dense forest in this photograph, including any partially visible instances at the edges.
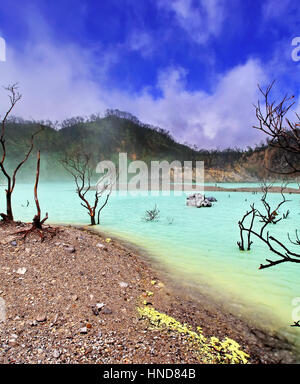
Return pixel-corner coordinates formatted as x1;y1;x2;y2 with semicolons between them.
1;110;297;183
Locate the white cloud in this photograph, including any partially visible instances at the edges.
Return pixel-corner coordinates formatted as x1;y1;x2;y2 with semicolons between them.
116;59;269;148
0;32;270;149
127;31;154;58
0;41;111;121
157;0;226;44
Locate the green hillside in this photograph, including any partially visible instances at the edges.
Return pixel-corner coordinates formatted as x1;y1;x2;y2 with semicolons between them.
1;112;296;183
1;114;198;182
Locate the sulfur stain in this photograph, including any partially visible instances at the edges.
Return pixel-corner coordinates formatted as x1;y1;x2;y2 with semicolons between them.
137;306;249;364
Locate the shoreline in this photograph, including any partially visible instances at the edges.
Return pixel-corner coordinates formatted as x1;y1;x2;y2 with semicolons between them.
88;184;300;194
0;221;297;363
86;226;299;364
204;186;300;194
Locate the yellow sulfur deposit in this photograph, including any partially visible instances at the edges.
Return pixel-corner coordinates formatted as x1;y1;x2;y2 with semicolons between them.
137;306;249;364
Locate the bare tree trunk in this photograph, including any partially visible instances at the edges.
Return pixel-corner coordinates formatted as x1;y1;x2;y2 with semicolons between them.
14;151;57;241
6;190;13;221
0;84;42;222
97;194;110;225
90;214;96;226
61;151;113;226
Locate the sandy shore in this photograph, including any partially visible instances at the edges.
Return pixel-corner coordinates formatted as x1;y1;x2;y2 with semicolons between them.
0;221;296;364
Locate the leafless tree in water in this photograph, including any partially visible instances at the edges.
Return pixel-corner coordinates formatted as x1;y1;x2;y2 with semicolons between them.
61;151;114;225
143;204;160;222
14;151;57;241
238;82;300;326
0;84;42;221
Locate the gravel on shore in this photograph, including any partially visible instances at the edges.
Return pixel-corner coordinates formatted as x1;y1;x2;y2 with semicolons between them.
0;221;296;364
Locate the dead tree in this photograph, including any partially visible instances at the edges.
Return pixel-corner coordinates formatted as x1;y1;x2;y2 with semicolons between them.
291;320;300;327
237;183;296;268
61;151;113;226
238;82;300;270
237;204;255;251
0;84;41;221
282;209;290;219
254;81;300;174
96;192;111;225
14;151;57;241
143;204;160;222
238;83;300;326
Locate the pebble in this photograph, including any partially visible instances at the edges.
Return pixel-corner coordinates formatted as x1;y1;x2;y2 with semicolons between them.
96;303;105;310
91;306;99;316
10;241;17;247
96;243;108;251
53;350;61;358
36;314;47;322
65;246;75;253
80;327;88;334
102;308;112;315
51;314;59;326
16;267;27;275
119;282;128;288
10;334;18;340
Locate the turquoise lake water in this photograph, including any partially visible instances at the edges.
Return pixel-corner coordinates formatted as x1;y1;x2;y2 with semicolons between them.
2;182;300;347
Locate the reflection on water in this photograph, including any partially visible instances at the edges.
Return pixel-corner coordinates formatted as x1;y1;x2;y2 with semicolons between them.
2;182;300;347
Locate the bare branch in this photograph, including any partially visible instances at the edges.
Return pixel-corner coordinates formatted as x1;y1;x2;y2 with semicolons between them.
253;82;300;175
237;182;300;269
61;150;113;226
13;151;57;241
0;84;41;221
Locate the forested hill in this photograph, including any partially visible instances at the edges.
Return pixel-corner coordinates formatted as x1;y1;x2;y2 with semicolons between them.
1;111;297;182
2;113;197;181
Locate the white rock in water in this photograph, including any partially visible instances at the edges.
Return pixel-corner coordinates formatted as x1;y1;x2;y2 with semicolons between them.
206;196;217;202
186;193;212;208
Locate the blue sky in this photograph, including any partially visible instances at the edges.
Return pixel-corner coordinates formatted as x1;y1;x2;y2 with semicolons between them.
0;0;299;148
